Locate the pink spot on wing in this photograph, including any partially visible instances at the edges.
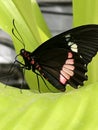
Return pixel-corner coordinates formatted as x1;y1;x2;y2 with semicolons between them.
68;52;73;58
30;60;35;64
59;52;75;85
65;59;74;65
60;74;67;84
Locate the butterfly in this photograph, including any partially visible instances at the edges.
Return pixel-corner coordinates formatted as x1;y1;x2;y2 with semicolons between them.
13;21;98;92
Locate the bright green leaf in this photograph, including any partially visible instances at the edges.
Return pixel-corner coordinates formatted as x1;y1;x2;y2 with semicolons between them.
0;0;98;130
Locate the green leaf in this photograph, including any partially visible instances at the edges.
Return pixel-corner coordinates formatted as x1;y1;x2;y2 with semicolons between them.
0;82;98;130
0;0;98;130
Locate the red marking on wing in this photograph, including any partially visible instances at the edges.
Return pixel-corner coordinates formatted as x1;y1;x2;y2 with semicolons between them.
68;52;73;58
60;74;67;84
30;60;35;64
60;52;75;84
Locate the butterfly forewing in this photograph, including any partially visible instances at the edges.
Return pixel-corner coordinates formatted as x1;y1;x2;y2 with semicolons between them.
32;25;98;64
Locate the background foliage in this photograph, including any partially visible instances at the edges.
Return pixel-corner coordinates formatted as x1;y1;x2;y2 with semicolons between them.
0;0;98;130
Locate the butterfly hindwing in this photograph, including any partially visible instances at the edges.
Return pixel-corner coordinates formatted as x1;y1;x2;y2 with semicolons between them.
34;48;88;91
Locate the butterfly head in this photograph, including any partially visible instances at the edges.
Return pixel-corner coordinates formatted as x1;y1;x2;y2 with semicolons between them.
20;49;25;55
20;49;36;64
19;49;32;62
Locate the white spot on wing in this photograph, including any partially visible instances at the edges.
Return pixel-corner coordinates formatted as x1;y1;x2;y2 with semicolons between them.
65;34;70;41
68;42;78;53
80;55;83;58
71;44;78;52
68;42;73;46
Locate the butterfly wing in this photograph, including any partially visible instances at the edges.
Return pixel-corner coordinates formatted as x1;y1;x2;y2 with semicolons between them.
37;48;69;91
33;48;87;91
31;25;98;91
33;24;98;64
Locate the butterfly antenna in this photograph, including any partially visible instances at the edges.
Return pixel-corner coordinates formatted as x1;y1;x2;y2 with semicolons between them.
12;19;25;49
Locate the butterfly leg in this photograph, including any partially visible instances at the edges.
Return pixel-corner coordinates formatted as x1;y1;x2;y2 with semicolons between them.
36;73;41;93
34;71;52;92
15;59;31;70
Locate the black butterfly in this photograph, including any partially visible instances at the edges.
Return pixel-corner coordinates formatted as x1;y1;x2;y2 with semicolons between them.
13;21;98;92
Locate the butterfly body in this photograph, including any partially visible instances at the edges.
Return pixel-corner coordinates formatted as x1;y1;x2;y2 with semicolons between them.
18;25;98;91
